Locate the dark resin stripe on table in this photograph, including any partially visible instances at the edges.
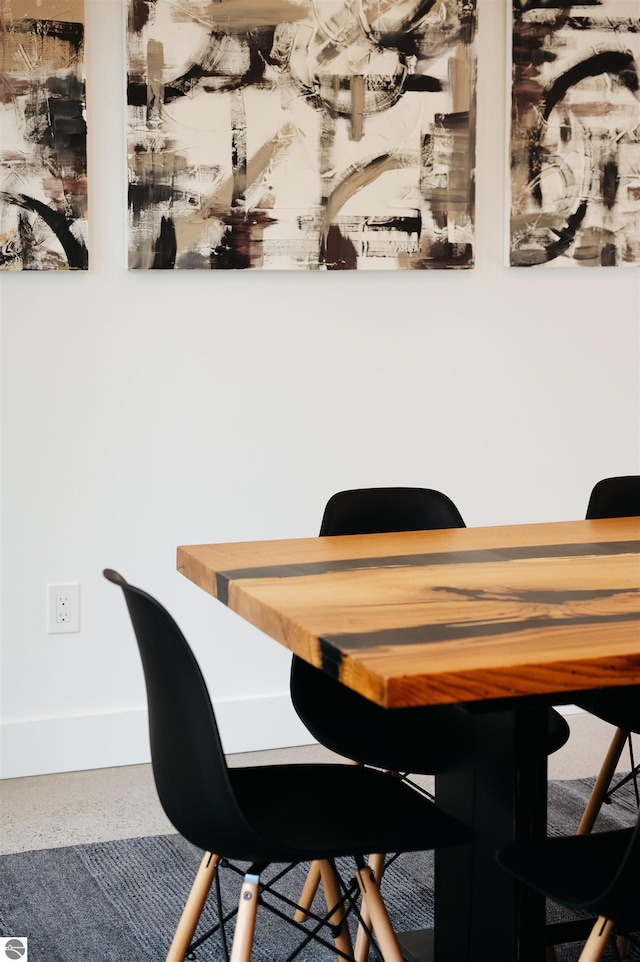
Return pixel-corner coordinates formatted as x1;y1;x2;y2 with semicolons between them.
214;539;640;605
319;610;640;676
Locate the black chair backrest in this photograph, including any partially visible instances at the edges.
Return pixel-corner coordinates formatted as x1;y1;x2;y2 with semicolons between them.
586;476;640;520
104;569;272;859
320;486;465;536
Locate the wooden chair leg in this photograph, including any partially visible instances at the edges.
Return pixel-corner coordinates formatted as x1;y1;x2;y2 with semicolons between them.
355;865;404;962
545;946;559;962
577;917;615;962
165;851;219;962
230;870;260;962
354;853;385;962
616;935;631;958
293;860;322;922
577;728;628;835
318;860;354;961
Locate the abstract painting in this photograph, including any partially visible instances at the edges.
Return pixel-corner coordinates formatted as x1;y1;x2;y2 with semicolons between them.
0;0;88;271
509;0;640;268
127;0;477;270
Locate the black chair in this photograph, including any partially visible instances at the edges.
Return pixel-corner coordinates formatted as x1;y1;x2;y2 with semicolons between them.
290;487;570;954
496;816;640;962
291;487;570;777
536;476;640;961
104;568;470;962
574;476;640;836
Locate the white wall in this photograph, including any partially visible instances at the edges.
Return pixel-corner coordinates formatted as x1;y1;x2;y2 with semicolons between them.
1;0;639;779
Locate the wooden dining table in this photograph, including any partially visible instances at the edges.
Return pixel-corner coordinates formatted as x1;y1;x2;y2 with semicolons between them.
177;517;640;962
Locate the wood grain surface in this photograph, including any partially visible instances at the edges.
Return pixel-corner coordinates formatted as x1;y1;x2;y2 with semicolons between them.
178;518;640;708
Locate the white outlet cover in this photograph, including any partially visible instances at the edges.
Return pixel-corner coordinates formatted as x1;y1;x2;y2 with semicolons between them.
47;583;80;634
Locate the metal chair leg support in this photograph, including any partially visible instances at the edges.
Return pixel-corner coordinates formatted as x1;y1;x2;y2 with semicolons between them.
165;851;219;962
354;853;385;962
230;870;260;962
355;865;404;962
577;729;628;835
577;917;616;962
625;734;639;809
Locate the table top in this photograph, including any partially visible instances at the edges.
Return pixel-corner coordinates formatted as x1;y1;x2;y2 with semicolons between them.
177;518;640;709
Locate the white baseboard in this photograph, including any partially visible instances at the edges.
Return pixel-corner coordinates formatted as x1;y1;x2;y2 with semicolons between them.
1;698;584;779
0;693;313;779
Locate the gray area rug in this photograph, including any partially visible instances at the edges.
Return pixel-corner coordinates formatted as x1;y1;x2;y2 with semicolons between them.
1;777;638;962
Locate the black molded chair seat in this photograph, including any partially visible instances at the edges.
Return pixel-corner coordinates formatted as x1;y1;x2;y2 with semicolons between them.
292;658;569;771
498;829;635;915
574;685;640;735
229;762;467;859
497;821;640;958
104;568;470;962
291;661;471;772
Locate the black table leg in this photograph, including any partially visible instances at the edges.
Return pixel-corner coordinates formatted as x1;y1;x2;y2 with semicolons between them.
433;706;548;962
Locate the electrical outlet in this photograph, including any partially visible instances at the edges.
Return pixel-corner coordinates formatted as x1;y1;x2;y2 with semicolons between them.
47;584;80;634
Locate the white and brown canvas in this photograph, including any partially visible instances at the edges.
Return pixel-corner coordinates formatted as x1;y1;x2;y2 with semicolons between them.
509;0;640;268
0;0;88;271
127;0;477;271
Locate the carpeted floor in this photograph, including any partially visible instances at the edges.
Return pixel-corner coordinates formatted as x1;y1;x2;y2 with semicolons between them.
1;777;638;962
